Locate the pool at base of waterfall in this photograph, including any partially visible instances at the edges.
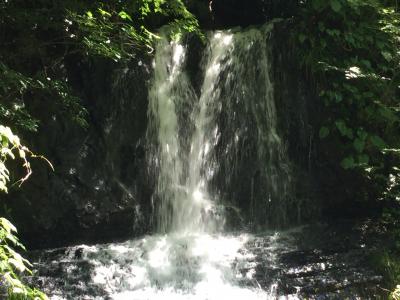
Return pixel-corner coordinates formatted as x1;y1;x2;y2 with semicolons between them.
28;221;384;300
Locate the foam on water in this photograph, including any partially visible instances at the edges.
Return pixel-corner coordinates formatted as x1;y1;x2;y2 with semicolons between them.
45;232;295;300
108;26;290;299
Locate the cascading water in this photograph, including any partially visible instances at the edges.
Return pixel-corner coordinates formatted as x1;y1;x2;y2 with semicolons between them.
149;23;292;234
147;37;195;233
147;33;226;234
27;23;385;300
201;25;293;228
92;24;290;299
148;31;240;234
30;25;292;300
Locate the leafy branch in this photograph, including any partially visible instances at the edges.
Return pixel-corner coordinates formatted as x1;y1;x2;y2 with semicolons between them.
0;125;50;299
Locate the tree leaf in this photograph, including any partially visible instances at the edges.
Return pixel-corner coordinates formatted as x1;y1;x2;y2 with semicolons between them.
370;135;387;149
353;138;365;153
118;11;132;21
98;8;111;17
382;51;393;61
8;257;26;273
0;218;17;234
330;0;342;12
358;154;370;165
357;128;368;139
335;120;353;139
341;156;355;169
319;126;330;139
312;0;325;11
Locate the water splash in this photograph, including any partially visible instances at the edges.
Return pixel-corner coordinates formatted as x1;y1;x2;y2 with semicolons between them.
145;25;292;296
34;232;297;300
148;25;293;233
147;37;195;233
207;25;293;227
148;32;238;233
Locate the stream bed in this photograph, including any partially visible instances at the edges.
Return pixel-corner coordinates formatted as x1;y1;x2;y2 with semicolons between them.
29;221;385;299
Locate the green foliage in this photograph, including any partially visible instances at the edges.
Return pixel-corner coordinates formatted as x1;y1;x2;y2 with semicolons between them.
68;9;151;61
0;125;48;299
0;125;31;192
138;0;202;40
392;285;400;300
0;1;200;134
296;6;400;295
0;218;48;300
319;126;330;138
371;248;400;299
0;63;88;132
296;5;400;293
295;0;400;196
379;250;400;283
68;0;201;61
0;125;53;192
0;1;89;133
0;64;39;132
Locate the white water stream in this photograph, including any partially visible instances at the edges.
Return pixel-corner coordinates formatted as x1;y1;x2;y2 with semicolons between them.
53;233;287;300
148;31;236;234
130;26;289;299
45;26;297;300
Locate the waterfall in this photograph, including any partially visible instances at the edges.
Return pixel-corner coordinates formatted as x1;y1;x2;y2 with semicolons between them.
148;24;292;233
147;37;194;233
148;31;239;233
33;24;299;300
211;24;293;227
30;24;384;300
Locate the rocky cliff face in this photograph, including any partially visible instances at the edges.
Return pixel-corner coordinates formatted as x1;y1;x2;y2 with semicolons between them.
5;57;155;249
184;0;300;28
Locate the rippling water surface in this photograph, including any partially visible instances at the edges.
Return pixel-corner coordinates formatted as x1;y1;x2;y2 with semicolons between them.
31;223;383;299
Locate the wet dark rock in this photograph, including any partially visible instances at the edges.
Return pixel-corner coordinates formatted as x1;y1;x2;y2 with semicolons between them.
184;0;301;29
28;221;386;299
210;0;300;28
5;57;154;249
244;222;386;299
